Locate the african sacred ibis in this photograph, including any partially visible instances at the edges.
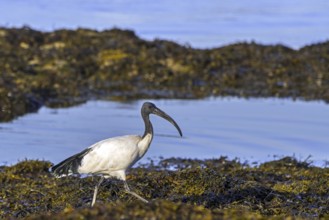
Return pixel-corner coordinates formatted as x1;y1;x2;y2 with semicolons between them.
51;102;182;207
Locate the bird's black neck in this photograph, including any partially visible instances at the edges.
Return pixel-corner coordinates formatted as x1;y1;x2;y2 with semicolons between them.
142;113;153;138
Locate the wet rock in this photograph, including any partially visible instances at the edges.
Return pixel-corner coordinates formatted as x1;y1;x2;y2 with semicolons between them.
1;27;329;121
0;157;328;219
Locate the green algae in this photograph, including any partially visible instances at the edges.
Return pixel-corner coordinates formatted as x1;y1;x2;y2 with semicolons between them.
1;27;329;121
0;157;328;219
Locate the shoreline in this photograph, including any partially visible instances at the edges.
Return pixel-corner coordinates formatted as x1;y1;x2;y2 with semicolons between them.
1;27;329;122
0;156;328;219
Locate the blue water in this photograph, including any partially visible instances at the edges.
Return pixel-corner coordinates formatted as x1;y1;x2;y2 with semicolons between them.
0;0;328;48
0;2;329;166
0;98;328;167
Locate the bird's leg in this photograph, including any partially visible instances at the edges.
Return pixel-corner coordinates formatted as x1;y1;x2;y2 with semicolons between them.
91;176;105;207
123;181;149;203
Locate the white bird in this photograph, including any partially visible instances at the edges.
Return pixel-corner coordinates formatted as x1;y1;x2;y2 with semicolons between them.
51;102;182;206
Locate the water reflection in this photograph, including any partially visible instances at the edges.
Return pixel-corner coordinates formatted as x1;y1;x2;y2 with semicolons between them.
0;98;328;166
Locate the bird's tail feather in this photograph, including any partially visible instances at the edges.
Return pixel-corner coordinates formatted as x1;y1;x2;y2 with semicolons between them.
51;148;91;177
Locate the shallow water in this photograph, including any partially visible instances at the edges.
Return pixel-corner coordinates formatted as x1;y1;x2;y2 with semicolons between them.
0;98;328;166
0;0;329;48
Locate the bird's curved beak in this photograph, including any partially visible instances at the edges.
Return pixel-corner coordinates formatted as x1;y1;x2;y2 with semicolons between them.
153;107;183;137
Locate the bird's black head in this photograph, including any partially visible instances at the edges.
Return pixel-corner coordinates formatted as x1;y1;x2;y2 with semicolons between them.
142;102;157;115
141;102;183;137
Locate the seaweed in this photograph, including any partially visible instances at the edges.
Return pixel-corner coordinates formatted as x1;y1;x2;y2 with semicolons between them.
1;27;329;121
0;157;328;219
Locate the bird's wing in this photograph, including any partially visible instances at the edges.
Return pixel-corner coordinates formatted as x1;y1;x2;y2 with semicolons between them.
78;135;142;175
51;147;92;177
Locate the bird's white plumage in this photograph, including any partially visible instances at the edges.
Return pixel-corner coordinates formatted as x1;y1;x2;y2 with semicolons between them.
78;134;153;180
